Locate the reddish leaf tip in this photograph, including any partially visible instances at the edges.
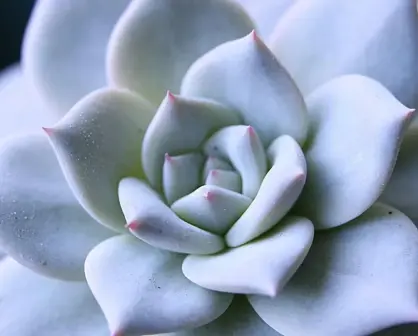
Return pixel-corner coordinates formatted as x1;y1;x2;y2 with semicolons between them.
112;331;123;336
125;220;140;230
406;109;416;120
246;125;256;137
210;169;218;177
203;191;215;201
42;127;53;135
250;29;258;41
167;90;176;102
165;153;172;162
295;172;306;181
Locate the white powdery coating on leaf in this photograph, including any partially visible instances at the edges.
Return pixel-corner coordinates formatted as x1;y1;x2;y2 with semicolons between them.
85;235;233;335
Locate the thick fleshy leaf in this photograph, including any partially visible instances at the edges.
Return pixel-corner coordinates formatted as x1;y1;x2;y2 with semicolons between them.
249;203;418;336
107;0;254;105
380;127;418;222
204;125;267;199
183;216;313;296
205;169;242;193
181;31;308;146
119;178;225;254
22;0;131;114
269;0;418;109
159;296;281;336
46;88;155;232
235;0;295;38
172;185;252;235
296;75;414;229
163;152;204;204
0;257;108;335
226;135;306;247
0;134;113;281
85;235;233;335
0;65;56;137
142;93;239;190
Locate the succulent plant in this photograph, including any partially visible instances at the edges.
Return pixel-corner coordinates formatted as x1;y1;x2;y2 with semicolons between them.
1;0;418;335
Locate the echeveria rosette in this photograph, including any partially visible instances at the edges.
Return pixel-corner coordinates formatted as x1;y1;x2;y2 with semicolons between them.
1;1;418;336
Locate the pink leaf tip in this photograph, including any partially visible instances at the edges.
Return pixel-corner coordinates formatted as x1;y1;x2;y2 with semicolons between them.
250;29;258;41
112;331;123;336
210;169;218;177
42;127;54;135
246;125;256;137
166;90;176;102
295;171;306;181
406;109;416;120
203;191;215;201
125;220;140;230
165;153;172;162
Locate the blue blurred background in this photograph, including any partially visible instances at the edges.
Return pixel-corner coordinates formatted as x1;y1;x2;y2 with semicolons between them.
0;0;35;70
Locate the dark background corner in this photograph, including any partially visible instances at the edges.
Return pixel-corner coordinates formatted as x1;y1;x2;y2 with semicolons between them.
0;0;36;71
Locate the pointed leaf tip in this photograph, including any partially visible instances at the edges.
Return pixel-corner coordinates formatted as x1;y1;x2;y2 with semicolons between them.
125;220;140;230
164;153;172;162
166;90;176;102
250;29;258;41
183;216;313;296
295;171;306;180
181;33;308;146
204;191;215;201
41;127;53;135
246;125;256;137
296;75;415;229
44;88;154;232
210;169;219;177
406;109;416;120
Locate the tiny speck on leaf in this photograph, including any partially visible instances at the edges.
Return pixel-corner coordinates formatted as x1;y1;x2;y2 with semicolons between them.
388;211;393;215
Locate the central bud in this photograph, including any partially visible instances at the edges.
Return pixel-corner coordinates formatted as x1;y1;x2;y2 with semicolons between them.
119;92;307;255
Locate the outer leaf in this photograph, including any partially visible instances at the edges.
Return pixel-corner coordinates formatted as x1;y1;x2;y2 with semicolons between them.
107;0;254;105
226;135;306;247
269;0;418;109
159;296;281;336
22;0;131;113
142;93;239;191
0;257;108;335
296;75;414;229
119;178;225;254
181;31;308;146
0;134;113;281
0;65;56;137
380;127;418;222
183;216;313;296
249;203;418;336
85;235;233;335
46;88;154;232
